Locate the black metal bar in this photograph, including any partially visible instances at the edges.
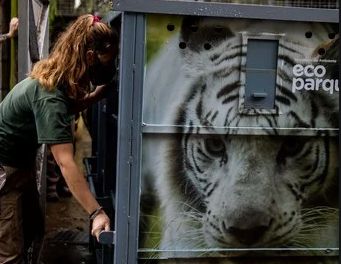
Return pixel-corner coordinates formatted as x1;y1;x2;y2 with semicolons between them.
28;0;40;63
98;231;116;245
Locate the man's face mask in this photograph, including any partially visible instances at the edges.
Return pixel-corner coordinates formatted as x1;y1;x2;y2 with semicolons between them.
89;54;116;86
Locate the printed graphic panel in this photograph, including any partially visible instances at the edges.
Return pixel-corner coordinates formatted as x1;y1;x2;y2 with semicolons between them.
140;14;339;263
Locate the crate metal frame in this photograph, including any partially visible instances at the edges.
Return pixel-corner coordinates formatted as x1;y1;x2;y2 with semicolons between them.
112;0;338;22
115;12;145;264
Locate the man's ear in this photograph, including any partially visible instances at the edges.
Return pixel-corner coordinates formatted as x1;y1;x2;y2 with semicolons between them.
86;50;95;65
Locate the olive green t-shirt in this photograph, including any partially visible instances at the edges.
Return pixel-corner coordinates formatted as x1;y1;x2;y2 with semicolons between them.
0;77;74;168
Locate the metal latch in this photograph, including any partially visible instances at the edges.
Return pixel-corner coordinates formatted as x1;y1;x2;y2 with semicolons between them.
98;231;116;245
252;92;267;98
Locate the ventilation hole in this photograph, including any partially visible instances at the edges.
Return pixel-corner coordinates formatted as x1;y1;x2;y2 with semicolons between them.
167;24;175;31
190;25;198;32
179;42;187;49
214;27;223;33
305;31;312;38
204;43;212;50
328;32;336;39
318;48;326;55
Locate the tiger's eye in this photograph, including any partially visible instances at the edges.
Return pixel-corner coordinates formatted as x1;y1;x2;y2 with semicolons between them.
204;137;225;156
281;139;306;156
276;137;307;164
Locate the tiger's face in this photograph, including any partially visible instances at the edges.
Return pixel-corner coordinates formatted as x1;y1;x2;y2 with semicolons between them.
172;77;338;247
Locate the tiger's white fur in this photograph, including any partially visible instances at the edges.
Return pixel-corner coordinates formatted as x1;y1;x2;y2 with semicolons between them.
142;17;339;263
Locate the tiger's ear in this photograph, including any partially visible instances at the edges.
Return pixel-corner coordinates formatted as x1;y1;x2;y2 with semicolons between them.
179;16;234;53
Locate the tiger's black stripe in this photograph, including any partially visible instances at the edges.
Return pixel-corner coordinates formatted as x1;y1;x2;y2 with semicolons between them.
287;183;303;201
289;111;311;128
278;70;293;84
224;107;234;127
213;51;246;66
211;44;245;65
301;137;330;190
183;121;194;170
206;182;219;197
310;100;319;128
197;146;213;161
196;99;203;119
275;95;291;106
299;148;321;190
217;81;240;99
277;84;298;102
262;116;278;134
278;54;296;67
279;43;304;57
203;182;212;193
185;83;207;105
191;144;205;174
222;94;239;105
211;111;219;123
297;143;313;161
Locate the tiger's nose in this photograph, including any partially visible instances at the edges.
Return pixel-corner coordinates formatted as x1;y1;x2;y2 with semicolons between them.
222;212;273;245
223;224;269;245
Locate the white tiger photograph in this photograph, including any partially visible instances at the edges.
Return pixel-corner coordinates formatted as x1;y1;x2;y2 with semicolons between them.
139;3;339;263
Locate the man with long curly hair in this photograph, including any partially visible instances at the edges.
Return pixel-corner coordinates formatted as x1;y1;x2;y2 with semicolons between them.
0;14;117;263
